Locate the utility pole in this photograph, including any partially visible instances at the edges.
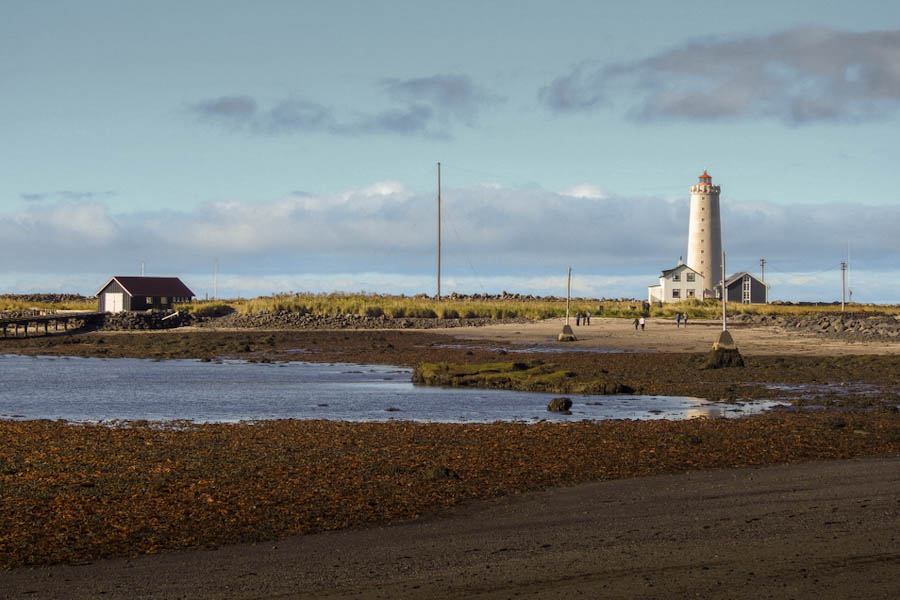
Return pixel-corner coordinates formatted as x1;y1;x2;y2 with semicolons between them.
436;162;441;301
760;257;767;304
565;267;571;326
722;251;727;331
214;258;219;300
141;261;145;276
841;261;847;312
847;241;852;303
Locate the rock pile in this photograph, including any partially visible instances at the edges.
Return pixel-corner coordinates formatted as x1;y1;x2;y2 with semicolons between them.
194;310;526;330
98;311;194;330
730;312;900;341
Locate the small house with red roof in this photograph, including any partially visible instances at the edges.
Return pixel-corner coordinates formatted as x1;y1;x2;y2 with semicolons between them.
96;276;195;313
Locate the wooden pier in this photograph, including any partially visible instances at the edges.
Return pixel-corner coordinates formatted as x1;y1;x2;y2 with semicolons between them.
0;311;102;338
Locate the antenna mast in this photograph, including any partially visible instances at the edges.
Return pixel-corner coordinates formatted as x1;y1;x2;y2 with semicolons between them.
437;162;441;301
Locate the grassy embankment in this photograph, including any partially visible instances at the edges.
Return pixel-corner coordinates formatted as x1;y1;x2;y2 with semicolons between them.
0;297;96;313
176;293;900;321
4;292;897;321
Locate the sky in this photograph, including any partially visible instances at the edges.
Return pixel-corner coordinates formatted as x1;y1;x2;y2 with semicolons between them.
2;0;899;303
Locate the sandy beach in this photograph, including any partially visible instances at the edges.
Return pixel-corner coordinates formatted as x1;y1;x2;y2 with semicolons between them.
2;456;897;599
433;316;900;356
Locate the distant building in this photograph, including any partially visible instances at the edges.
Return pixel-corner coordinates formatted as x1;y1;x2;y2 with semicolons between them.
96;276;195;313
648;260;705;304
715;271;769;304
648;170;771;304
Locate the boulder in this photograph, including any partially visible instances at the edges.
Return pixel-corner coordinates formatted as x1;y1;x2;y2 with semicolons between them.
547;397;573;413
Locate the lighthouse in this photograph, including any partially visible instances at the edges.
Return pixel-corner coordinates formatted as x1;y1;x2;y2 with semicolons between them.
686;170;722;298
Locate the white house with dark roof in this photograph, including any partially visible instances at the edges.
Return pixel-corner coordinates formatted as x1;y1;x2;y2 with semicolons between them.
648;260;705;304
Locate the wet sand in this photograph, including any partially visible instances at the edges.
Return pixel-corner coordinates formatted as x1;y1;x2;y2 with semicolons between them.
3;456;897;599
433;317;900;356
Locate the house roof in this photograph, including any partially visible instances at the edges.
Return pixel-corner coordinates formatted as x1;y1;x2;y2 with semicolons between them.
96;276;195;298
717;271;769;289
660;263;702;277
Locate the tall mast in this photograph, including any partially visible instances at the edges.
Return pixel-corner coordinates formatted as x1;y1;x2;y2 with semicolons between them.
721;251;727;331
437;162;441;301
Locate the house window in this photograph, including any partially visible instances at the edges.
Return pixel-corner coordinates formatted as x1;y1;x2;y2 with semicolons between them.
672;289;681;299
686;273;695;282
687;289;696;298
743;275;751;304
161;297;168;304
672;273;680;282
146;297;152;303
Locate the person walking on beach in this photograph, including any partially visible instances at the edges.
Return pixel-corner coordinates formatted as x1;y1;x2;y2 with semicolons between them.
586;311;591;326
575;312;581;326
633;317;639;330
639;316;645;331
675;313;682;328
683;313;688;327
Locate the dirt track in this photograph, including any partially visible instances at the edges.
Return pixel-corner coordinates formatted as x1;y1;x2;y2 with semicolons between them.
2;456;897;599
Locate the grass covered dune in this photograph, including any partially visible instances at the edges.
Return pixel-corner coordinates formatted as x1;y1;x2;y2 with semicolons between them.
1;414;898;569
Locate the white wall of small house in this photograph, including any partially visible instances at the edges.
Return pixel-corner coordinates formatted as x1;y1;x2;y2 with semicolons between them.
659;269;705;303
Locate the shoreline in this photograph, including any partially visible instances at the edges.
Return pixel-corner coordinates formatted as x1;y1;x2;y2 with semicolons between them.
1;319;898;595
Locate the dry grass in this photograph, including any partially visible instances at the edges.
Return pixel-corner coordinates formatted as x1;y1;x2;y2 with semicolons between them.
0;298;97;313
175;293;899;321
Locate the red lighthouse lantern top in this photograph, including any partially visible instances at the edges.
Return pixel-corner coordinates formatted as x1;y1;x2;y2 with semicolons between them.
699;170;711;182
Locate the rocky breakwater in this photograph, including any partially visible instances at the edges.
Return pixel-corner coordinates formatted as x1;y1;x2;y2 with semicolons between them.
196;310;526;330
99;310;194;331
731;312;900;341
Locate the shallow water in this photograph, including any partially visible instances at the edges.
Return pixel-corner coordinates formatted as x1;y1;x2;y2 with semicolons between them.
0;355;782;424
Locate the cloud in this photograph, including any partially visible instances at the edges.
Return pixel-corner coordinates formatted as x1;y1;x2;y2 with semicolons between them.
540;28;900;125
1;185;897;302
380;74;503;125
561;184;608;199
20;190;116;202
187;74;501;137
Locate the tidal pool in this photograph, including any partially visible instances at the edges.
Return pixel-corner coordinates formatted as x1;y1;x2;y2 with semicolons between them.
0;354;783;424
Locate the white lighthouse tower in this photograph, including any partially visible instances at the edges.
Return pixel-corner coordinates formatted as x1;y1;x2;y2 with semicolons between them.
686;170;722;298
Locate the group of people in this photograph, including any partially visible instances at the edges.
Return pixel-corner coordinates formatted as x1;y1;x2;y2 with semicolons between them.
631;313;689;331
574;312;591;326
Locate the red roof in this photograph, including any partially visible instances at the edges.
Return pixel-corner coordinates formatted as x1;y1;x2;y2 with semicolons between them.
97;276;195;298
699;170;711;180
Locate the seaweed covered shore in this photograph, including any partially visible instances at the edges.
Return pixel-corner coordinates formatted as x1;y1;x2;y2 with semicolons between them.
2;415;898;569
1;327;898;569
